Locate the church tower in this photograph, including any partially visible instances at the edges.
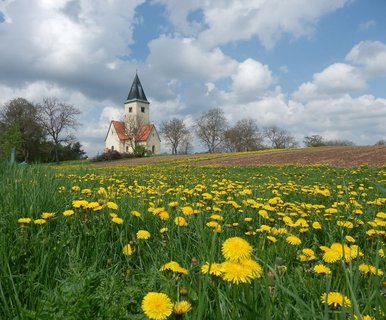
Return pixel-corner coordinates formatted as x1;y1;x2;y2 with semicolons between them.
124;73;150;127
104;73;161;155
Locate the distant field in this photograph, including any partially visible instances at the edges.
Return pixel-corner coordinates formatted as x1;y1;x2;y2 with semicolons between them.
93;146;386;168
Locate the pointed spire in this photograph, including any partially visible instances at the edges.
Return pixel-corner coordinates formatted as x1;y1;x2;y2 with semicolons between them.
126;73;148;102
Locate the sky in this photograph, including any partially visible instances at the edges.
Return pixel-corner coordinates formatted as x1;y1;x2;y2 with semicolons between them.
1;0;386;156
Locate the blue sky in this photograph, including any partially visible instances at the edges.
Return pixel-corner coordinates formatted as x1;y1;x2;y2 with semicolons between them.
0;0;386;155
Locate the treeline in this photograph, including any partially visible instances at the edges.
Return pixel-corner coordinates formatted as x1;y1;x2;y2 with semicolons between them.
0;97;86;163
159;108;299;154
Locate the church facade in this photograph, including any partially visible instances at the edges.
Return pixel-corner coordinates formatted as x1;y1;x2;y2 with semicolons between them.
105;74;161;154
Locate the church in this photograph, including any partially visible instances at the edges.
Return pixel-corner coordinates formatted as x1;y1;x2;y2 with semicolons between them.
105;74;161;154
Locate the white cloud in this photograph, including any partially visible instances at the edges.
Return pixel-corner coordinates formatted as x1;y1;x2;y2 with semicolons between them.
231;58;273;99
359;20;376;31
147;36;238;81
155;0;350;49
293;63;366;102
346;40;386;76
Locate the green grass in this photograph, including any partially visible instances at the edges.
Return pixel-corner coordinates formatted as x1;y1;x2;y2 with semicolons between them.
0;160;385;319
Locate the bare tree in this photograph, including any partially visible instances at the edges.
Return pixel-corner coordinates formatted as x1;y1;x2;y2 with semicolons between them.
37;98;80;163
160;118;190;154
224;118;264;152
124;114;146;155
264;125;298;149
304;135;325;147
195;108;228;153
178;132;194;154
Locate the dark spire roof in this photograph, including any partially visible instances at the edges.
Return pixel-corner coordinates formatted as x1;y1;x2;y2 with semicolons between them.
126;73;148;102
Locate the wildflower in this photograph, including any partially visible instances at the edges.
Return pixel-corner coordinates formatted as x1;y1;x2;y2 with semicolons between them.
312;222;322;229
160;261;188;275
181;206;194;215
240;259;263;278
345;235;356;243
41;212;55;219
34;219;46;225
322;249;341;263
174;301;192;315
63;209;75;216
106;201;118;210
137;230;151;240
201;262;223;276
141;292;173;320
131;210;141;217
359;263;384;276
221;261;253;284
314;264;331;275
122;244;133;256
174;216;188;227
159;211;169;220
18;218;32;224
379;248;385;258
266;236;277;243
320;292;351;309
221;237;253;262
286;235;302;246
72;200;88;208
111;217;123;224
168;201;178;208
160;227;168;234
210;214;223;221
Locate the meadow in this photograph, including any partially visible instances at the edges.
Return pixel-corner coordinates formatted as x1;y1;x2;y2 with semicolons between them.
0;158;385;319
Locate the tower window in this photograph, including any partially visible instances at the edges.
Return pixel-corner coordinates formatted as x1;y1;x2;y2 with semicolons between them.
141;107;145;113
129;107;132;113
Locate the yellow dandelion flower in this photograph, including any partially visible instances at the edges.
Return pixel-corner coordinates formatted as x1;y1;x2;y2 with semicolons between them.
174;216;188;227
345;235;356;243
312;221;322;229
72;200;88;208
240;259;263;278
137;230;151;240
174;301;192;315
321;292;351;309
221;237;253;262
41;212;55;219
122;244;133;256
221;261;253;284
168;201;178;208
359;263;384;276
18;218;32;224
322;249;341;263
314;264;331;275
379;248;385;258
266;236;277;243
210;214;223;221
286;235;302;246
71;186;80;191
181;206;194;215
160;227;168;234
141;292;173;320
159;211;170;220
106;202;118;210
160;261;188;275
34;219;46;225
111;217;123;224
201;262;223;276
351;315;375;320
63;209;74;216
131;210;141;217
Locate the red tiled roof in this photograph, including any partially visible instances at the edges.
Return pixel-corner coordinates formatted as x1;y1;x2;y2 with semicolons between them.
137;124;154;142
110;121;155;142
111;120;130;140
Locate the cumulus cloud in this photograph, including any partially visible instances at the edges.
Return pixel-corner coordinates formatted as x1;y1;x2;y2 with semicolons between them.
292;63;366;102
147;36;238;81
346;40;386;76
231;58;273;99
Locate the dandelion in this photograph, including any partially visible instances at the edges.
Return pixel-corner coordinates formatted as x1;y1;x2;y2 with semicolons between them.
314;264;331;275
63;209;75;216
312;222;322;229
131;210;141;217
322;249;341;263
286;235;302;246
72;200;88;208
181;206;194;215
345;235;356;243
106;201;118;210
137;230;151;240
41;212;55;219
159;211;169;220
174;301;192;315
359;263;384;276
111;217;123;224
221;237;253;262
141;292;173;320
160;261;188;275
321;291;351;309
34;219;46;225
18;218;32;224
168;201;178;208
240;259;263;278
122;244;133;256
174;216;188;227
266;236;277;243
221;261;253;284
160;227;168;234
201;262;223;276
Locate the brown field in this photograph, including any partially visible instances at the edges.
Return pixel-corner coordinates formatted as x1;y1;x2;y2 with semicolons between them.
94;146;386;168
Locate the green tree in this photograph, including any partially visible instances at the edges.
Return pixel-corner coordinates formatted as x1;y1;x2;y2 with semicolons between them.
0;98;44;162
0;122;22;160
